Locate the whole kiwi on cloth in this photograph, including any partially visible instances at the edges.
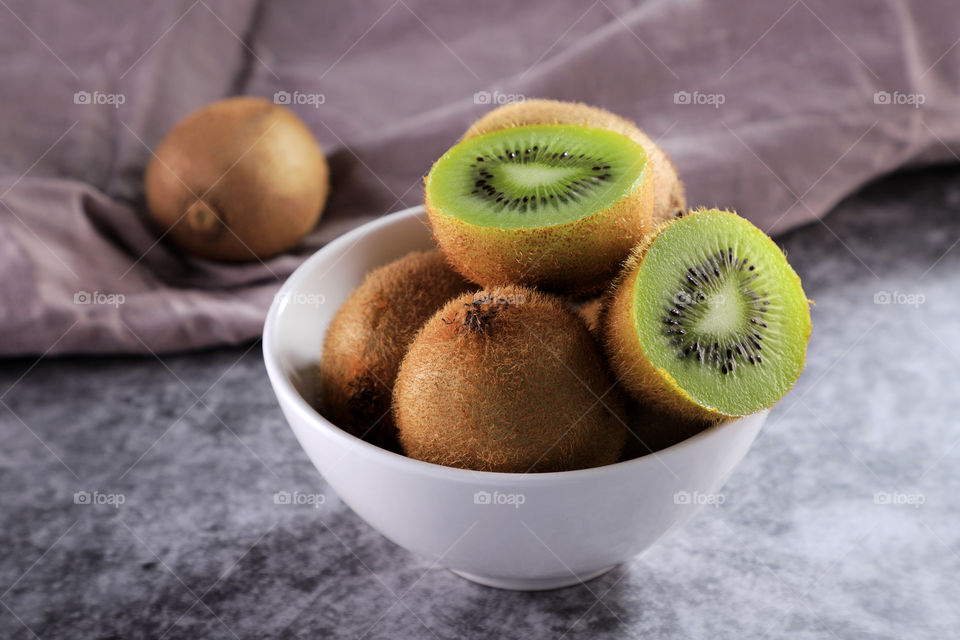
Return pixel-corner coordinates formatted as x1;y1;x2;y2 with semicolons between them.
145;96;329;261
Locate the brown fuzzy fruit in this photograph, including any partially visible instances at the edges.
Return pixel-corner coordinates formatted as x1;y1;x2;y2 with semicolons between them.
318;251;474;450
462;99;685;223
393;286;627;472
145;96;329;261
576;297;605;337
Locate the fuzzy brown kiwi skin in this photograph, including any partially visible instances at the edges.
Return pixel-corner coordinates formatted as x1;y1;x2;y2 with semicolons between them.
393;286;628;473
145;96;329;261
317;250;474;451
462;99;686;224
576;297;605;337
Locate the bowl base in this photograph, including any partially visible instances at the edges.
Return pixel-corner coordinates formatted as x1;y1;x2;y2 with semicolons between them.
450;565;618;591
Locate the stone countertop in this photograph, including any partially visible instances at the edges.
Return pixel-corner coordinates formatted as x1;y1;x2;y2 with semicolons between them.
1;167;959;639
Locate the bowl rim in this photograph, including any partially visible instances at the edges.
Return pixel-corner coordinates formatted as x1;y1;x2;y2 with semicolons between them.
262;205;767;485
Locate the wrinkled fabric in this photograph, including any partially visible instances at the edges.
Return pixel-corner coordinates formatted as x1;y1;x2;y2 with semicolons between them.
0;0;958;355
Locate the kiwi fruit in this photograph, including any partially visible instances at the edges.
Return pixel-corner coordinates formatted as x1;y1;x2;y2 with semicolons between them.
424;123;653;298
462;99;686;224
393;286;627;472
576;297;604;336
145;96;329;261
318;250;474;450
603;208;811;422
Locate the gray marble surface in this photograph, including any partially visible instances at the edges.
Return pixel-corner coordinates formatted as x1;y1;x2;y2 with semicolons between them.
2;167;959;639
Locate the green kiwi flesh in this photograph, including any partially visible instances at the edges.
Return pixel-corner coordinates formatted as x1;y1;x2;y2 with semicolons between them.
629;210;810;416
428;124;646;228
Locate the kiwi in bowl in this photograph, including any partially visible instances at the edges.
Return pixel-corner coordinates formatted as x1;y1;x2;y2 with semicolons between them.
263;206;773;591
602;208;811;422
263;101;808;590
424;123;653;297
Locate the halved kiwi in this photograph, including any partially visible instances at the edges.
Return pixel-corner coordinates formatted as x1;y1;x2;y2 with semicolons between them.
604;209;811;421
425;123;653;297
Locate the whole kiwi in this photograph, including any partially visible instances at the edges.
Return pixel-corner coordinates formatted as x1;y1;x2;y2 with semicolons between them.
462;98;686;223
145;96;329;261
393;286;627;472
318;250;474;450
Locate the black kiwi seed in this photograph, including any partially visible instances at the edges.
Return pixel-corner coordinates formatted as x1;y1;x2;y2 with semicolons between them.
465;142;623;214
661;248;771;374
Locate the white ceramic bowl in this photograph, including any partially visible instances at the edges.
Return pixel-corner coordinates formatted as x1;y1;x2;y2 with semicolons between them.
263;206;768;591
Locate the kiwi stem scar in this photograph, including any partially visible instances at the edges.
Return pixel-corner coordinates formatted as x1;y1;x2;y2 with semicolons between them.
185;199;224;234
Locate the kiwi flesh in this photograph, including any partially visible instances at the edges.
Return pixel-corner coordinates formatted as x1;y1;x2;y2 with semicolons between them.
425;124;653;297
393;286;627;472
462;99;686;224
145;97;329;261
603;209;811;422
318;250;474;450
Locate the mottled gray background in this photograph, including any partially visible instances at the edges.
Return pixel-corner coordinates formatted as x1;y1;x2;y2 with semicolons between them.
2;166;958;639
